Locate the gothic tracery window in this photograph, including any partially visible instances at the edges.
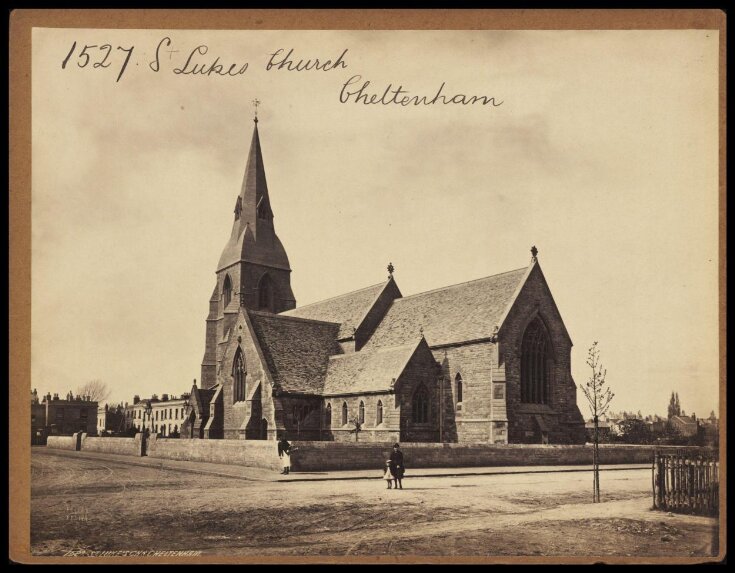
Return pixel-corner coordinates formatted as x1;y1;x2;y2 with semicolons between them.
325;403;332;427
233;347;246;403
520;317;551;404
342;402;348;426
412;385;430;424
359;401;365;424
456;373;463;404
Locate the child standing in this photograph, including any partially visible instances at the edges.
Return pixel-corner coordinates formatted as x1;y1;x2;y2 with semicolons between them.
383;460;393;489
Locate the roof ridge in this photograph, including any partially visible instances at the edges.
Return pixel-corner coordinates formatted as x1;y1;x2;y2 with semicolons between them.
281;280;388;313
249;309;340;327
395;266;529;302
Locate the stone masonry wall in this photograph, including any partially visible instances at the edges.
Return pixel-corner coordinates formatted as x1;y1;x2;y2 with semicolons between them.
46;436;77;450
146;435;282;470
80;434;143;457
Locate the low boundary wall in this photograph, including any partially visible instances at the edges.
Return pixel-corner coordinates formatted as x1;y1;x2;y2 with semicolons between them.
145;435;282;471
45;436;710;473
80;433;143;457
46;436;77;451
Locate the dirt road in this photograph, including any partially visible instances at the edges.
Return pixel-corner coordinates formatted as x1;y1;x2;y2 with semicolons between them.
30;449;719;559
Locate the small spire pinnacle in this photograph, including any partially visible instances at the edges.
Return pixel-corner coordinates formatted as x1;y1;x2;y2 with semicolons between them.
387;262;395;278
530;245;538;262
252;98;261;123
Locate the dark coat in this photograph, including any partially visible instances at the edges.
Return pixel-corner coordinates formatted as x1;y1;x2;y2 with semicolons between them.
277;439;291;456
389;449;405;478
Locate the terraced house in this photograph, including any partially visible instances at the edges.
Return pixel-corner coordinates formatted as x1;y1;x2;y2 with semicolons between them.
182;117;586;445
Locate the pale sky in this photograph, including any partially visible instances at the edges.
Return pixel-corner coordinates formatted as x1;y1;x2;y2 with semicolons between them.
31;29;720;419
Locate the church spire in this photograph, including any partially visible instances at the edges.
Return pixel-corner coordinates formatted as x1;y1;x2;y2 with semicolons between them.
233;116;273;239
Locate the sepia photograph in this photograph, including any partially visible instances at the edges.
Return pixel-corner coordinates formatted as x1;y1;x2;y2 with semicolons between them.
10;10;725;564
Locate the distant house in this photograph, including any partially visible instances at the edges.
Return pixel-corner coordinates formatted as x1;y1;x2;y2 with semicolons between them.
647;415;667;434
585;418;611;442
32;389;98;439
130;393;189;437
669;414;699;438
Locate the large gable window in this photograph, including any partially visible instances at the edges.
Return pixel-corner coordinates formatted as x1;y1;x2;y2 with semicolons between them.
520;318;551;404
412;385;430;424
233;347;246;403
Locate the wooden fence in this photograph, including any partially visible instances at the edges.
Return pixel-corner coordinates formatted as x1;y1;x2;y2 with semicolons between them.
652;449;719;516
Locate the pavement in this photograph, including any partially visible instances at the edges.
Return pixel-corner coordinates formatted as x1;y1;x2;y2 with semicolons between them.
34;446;651;483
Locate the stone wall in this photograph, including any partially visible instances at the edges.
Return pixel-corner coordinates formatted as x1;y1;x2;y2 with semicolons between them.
145;435;283;470
80;434;143;456
287;442;690;472
46;436;77;450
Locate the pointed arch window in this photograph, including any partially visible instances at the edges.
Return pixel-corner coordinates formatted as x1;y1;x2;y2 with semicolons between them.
342;402;348;426
455;373;463;405
222;275;233;308
325;403;332;427
520;317;551;404
258;274;275;312
233;347;246;403
376;400;383;425
358;401;365;424
413;385;430;424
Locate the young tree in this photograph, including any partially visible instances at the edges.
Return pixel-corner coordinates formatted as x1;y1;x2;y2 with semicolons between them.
348;416;363;442
579;342;614;503
76;379;110;402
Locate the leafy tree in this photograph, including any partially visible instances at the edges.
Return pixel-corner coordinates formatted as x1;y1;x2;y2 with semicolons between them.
579;342;614;503
76;379;110;403
618;418;651;444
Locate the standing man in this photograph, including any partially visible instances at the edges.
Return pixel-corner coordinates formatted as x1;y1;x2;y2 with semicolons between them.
389;443;405;489
278;435;292;475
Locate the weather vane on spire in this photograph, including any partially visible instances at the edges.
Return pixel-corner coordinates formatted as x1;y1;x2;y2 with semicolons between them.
252;98;261;123
387;262;395;278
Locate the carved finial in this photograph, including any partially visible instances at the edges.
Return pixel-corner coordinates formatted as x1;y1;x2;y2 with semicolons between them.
419;326;424;338
387;262;395;278
252;98;261;123
530;245;538;261
491;325;499;342
193;379;197;388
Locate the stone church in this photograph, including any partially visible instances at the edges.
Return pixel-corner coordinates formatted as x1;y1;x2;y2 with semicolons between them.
182;117;586;445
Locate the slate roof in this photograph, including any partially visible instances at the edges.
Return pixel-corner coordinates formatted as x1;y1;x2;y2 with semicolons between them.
248;311;341;394
364;267;529;349
280;281;388;340
322;342;419;396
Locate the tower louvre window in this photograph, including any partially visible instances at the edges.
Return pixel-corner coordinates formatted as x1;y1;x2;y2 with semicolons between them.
258;274;275;312
223;275;233;308
520;317;551;404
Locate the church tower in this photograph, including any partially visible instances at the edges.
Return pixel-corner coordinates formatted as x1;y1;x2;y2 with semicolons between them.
200;114;296;389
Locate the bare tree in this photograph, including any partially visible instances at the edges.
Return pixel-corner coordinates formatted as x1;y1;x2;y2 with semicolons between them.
579;342;614;503
76;379;110;403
